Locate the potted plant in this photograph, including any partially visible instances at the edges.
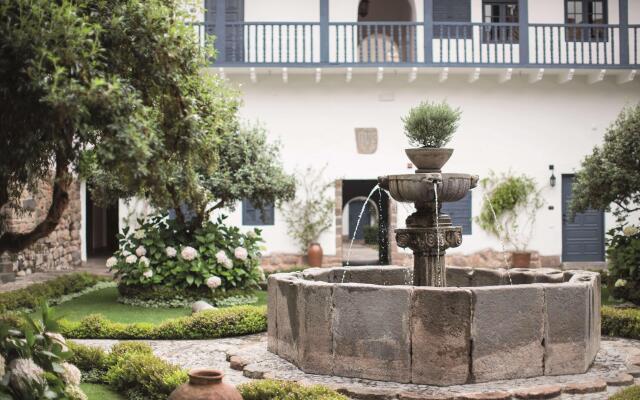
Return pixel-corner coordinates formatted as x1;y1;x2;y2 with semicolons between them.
476;171;544;268
282;167;334;267
402;100;462;171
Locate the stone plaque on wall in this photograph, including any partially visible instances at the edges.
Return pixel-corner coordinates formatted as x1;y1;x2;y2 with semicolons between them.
355;128;378;154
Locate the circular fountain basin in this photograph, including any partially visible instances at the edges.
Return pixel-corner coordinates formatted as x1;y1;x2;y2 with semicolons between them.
381;173;479;203
267;266;600;386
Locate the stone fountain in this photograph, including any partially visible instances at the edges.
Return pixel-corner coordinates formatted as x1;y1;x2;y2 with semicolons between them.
267;149;600;386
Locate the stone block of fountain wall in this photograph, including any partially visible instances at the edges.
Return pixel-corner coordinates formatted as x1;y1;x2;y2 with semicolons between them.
332;284;412;382
268;266;601;386
411;287;472;385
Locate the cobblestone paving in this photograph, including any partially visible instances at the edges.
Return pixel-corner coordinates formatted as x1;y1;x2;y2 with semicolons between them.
75;335;640;399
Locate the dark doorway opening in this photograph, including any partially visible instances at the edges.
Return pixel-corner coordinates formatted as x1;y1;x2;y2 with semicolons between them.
561;174;605;262
342;180;389;266
86;190;119;257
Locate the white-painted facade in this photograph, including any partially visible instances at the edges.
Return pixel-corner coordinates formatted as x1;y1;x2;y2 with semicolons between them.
81;0;640;264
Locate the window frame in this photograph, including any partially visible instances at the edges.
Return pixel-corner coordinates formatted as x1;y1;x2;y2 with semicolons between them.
564;0;609;43
242;199;275;226
481;0;520;44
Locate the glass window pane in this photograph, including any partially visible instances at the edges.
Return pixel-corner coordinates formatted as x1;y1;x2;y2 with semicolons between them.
568;1;576;13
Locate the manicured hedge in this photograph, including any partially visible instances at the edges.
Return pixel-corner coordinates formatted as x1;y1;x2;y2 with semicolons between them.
59;305;267;339
609;385;640;400
70;341;188;400
70;341;346;400
238;380;348;400
601;306;640;340
0;272;109;312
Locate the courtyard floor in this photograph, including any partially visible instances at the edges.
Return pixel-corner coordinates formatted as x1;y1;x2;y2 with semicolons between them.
74;334;640;400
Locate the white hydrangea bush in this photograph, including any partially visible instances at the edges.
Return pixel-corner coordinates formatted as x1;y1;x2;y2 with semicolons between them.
107;213;265;292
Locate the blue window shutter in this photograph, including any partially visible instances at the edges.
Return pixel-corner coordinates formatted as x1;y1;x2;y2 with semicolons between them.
441;192;472;235
242;199;274;226
434;0;471;22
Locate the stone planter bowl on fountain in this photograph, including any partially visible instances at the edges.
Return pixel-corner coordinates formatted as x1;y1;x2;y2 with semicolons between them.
267;147;601;386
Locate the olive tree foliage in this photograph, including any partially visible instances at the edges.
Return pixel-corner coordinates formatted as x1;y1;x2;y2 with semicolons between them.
0;0;238;254
204;123;296;213
570;104;640;220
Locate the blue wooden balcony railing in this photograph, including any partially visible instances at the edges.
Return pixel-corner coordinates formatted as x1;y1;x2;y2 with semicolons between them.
190;21;639;68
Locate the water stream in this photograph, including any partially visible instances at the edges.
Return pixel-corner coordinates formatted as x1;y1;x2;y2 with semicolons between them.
343;184;380;283
433;182;442;287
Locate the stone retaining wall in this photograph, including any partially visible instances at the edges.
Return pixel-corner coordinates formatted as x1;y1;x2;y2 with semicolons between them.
268;266;601;386
1;179;81;274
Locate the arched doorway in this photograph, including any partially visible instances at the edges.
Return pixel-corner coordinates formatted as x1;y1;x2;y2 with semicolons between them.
357;0;416;63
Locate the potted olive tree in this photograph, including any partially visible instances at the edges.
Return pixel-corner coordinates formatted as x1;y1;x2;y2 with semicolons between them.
282;167;334;267
476;172;544;268
402;100;462;171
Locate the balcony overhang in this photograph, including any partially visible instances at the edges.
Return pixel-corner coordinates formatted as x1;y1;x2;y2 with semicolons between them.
204;65;637;85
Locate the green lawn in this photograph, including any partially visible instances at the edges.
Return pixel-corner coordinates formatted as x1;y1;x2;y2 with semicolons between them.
80;383;124;400
49;286;268;324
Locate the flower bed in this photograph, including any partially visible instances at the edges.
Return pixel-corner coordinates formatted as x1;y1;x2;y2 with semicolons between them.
109;214;265;298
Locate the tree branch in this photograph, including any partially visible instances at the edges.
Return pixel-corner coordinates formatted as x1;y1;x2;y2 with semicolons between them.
0;155;70;255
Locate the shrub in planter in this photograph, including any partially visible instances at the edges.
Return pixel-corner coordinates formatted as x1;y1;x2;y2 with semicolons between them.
401;100;462;148
606;224;640;305
476;171;544;265
0;303;87;399
108;213;265;297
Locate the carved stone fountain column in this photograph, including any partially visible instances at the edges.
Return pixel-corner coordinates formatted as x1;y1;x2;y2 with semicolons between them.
396;205;462;287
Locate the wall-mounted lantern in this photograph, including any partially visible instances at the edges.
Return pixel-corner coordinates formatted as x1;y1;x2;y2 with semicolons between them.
549;165;556;187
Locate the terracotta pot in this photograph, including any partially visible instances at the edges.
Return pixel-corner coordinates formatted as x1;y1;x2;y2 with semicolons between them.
307;242;323;267
511;252;532;268
168;369;242;400
405;148;454;171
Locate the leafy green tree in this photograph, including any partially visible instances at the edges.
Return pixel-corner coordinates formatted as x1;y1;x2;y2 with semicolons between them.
0;0;239;254
203;123;296;214
570;104;640;219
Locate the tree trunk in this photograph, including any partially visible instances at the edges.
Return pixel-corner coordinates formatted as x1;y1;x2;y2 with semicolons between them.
0;158;70;255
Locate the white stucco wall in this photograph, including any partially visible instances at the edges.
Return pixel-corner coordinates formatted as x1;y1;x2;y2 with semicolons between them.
221;71;639;258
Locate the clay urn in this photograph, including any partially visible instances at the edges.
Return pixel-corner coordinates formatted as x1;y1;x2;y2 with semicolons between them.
511;252;532;268
168;369;242;400
307;242;323;267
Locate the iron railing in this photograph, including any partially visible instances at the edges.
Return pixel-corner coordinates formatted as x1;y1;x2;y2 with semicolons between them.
190;21;639;68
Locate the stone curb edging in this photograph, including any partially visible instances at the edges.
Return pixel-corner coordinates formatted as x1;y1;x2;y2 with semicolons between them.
224;349;640;400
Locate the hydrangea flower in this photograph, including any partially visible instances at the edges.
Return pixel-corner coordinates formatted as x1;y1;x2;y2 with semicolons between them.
615;279;628;288
234;247;248;261
223;258;233;269
143;269;153;278
165;246;177;258
122;250;132;257
206;276;222;289
125;254;138;264
135;246;147;257
65;384;88;400
181;246;198;261
623;225;639;237
9;359;46;394
140;256;150;266
257;266;266;282
133;229;146;239
61;362;82;386
216;250;229;264
106;257;118;268
246;230;257;239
